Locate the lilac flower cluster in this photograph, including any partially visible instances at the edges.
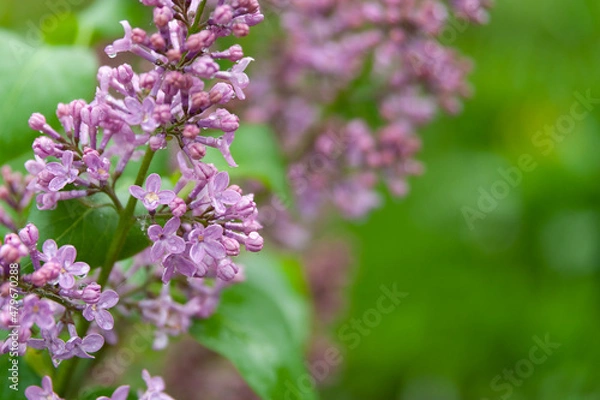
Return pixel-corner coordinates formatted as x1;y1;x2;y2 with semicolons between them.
0;0;265;396
246;0;491;218
0;224;117;365
16;0;263;333
25;369;174;400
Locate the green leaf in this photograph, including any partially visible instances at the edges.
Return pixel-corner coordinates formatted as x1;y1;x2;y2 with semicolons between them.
190;251;317;400
203;124;292;202
0;30;97;166
27;199;150;269
0;355;41;399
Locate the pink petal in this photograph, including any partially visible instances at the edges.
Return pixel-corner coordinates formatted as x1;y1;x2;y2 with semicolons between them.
49;176;69;192
189;243;206;263
145;173;161;193
220;189;241;204
151;242;165;261
212;171;229;192
147;224;163;242
58;245;77;265
67;262;90;276
98;290;119;309
129;185;146;199
82;333;104;352
163;217;181;235
59;273;75;289
166;236;186;254
42;240;58;257
45;162;65;175
157;190;176;204
95;310;115;330
204;224;223;240
205;241;226;259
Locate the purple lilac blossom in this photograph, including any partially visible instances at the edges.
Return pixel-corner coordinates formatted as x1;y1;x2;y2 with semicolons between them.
3;0;266;391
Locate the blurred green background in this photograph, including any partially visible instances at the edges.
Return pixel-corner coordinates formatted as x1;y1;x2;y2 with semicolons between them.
2;0;600;399
327;1;600;399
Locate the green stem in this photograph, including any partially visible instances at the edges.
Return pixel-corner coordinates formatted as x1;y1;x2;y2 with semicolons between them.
190;0;207;34
56;147;155;398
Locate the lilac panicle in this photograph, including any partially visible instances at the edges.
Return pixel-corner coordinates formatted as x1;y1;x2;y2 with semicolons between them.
245;0;491;220
5;0;266;388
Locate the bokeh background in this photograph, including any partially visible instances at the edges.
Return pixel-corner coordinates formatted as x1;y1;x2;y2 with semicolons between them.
1;0;600;399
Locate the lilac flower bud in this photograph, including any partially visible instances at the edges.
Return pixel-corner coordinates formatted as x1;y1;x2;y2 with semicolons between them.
115;64;134;85
230;196;255;217
190;91;211;113
188;143;206;160
153;6;173;28
150;33;166;51
30;261;60;286
229;184;243;194
196;162;217;180
153;104;172;124
149;134;167;151
132;27;147;44
169;197;187;217
0;245;20;264
245;232;264;252
19;224;39;246
0;186;7;201
166;49;182;62
190;56;220;79
28;113;61;140
33;136;58;159
186;31;216;53
140;71;159;89
229;44;244;61
232;23;250;37
212;44;244;62
209;83;234;104
4;233;22;248
28;113;47;131
81;283;102;304
214;5;233;25
217;259;238;281
183;125;200;139
222;236;240;256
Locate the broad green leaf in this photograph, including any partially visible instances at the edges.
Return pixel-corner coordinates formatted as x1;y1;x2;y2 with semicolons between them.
204;124;292;202
0;355;40;399
27;199;150;269
190;251;317;400
0;30;97;166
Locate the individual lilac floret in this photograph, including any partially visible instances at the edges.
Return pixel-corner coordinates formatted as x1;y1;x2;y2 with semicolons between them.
82;290;119;330
124;97;160;133
21;295;55;330
83;151;111;182
129;173;176;212
25;376;62;400
140;369;175;400
215;57;253;100
56;245;91;289
148;217;186;261
98;385;130;400
45;151;79;192
59;326;104;359
208;171;241;214
162;254;198;282
188;224;226;263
